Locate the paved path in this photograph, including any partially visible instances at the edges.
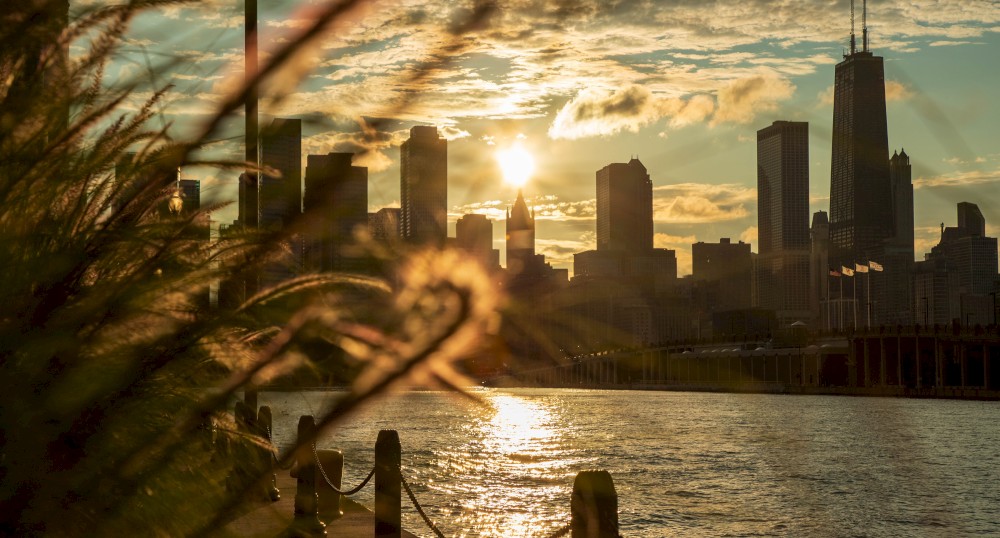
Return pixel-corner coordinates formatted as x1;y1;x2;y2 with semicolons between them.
225;473;418;537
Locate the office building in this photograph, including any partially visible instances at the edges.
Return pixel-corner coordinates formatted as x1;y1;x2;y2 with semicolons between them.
456;213;500;272
692;238;752;313
828;4;893;268
260;118;302;230
369;207;401;243
596;158;653;252
757;120;811;325
304;152;368;272
400;126;447;245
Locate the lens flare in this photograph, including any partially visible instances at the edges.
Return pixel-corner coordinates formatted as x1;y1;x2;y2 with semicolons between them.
496;142;535;187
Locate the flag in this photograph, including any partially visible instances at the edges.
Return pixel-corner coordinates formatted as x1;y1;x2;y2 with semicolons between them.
841;265;854;276
829;268;841;277
869;260;883;271
855;262;869;273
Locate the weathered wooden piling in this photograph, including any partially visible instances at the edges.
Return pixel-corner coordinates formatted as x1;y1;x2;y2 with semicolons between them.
316;449;344;522
374;429;401;538
571;470;618;538
292;415;326;536
258;405;280;502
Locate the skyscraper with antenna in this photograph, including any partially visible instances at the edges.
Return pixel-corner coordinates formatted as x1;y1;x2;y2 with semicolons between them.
828;0;892;269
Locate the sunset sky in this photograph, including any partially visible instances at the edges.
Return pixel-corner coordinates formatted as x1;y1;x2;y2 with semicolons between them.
100;0;1000;275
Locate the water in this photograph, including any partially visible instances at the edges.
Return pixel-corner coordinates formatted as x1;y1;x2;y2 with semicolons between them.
259;389;1000;537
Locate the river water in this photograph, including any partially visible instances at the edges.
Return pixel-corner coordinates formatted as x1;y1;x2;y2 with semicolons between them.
259;389;1000;537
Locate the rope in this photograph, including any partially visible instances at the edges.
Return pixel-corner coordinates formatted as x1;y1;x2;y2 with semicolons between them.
542;524;571;538
311;441;376;496
399;467;446;538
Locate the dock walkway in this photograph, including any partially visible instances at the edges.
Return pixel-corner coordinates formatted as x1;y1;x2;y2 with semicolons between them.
225;473;418;537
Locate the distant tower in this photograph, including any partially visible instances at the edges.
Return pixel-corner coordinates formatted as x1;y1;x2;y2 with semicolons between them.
506;190;536;276
241;0;259;230
260;118;302;230
829;0;892;268
757;120;811;324
809;211;830;327
596;158;653;252
400;126;447;245
456;214;500;271
957;201;985;237
304;153;368;272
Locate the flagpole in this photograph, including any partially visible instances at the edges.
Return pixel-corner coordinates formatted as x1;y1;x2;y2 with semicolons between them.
852;272;857;330
866;270;871;328
839;275;844;330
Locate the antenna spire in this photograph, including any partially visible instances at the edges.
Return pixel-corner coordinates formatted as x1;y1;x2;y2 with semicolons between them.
862;0;868;52
849;0;856;55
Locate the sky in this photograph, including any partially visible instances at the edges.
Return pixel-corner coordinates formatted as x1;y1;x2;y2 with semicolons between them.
94;0;1000;275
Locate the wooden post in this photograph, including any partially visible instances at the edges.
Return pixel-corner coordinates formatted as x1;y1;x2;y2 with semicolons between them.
293;415;326;536
258;406;280;502
374;429;401;538
571;470;618;538
316;449;344;522
244;388;258;414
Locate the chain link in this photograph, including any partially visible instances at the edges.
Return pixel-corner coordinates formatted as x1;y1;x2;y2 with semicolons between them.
310;440;376;496
266;425;296;470
399;467;447;538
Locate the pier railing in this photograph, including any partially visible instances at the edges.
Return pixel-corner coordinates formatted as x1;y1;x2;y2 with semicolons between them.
233;409;621;537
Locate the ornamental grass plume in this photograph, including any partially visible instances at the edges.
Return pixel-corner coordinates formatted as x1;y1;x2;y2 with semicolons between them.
0;1;500;535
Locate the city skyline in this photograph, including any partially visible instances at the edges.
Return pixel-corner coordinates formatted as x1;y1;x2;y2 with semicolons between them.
107;0;1000;275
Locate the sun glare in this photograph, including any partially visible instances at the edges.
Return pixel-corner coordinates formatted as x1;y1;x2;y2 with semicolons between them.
496;143;535;187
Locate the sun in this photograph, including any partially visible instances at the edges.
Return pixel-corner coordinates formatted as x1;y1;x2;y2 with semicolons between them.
495;142;535;188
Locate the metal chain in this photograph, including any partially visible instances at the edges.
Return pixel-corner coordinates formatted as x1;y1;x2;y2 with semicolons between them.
541;524;571;538
399;466;447;538
266;425;296;470
311;440;376;496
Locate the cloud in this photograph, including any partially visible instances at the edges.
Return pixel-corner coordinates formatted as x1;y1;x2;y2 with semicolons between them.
438;125;472;141
739;226;758;245
913;167;1000;189
884;80;912;102
653;183;756;223
711;74;795;125
303;126;411;173
547;85;666;140
450;194;595;222
654;232;698;275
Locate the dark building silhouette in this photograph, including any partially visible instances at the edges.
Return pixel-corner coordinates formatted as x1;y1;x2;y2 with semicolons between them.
400;126;447;245
369;207;401;243
828;3;892;269
456;213;500;272
870;148;916;326
809;211;832;328
506;190;538;277
304;152;368;272
757;120;811;325
260;118;302;230
692;238;752;313
915;202;998;326
597;158;653;252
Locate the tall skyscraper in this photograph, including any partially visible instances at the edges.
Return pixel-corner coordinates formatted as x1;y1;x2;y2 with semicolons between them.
303;152;368;272
828;2;892;268
400;126;447;245
872;148;916;326
260;118;302;230
757;120;811;324
369;207;401;243
596;158;653;252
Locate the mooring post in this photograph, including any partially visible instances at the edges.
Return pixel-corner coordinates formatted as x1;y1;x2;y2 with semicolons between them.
571;470;618;538
258;405;280;502
316;449;344;522
293;415;326;536
374;429;401;538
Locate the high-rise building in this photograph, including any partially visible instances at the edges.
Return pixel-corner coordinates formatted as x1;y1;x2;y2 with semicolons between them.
871;148;915;326
915;202;999;326
303;152;368;272
400;126;447;245
828;3;892;268
369;207;401;243
757;120;811;325
260;118;302;230
596;158;653;252
456;213;500;272
692;238;752;312
809;211;831;328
